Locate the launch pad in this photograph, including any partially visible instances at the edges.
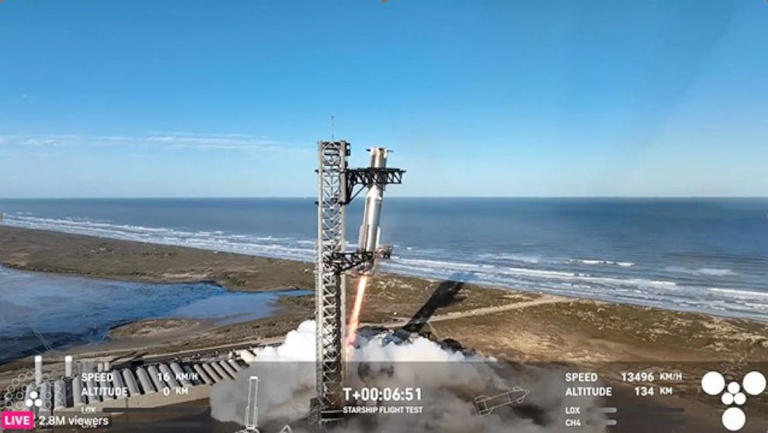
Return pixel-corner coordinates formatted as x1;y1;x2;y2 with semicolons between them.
311;141;404;427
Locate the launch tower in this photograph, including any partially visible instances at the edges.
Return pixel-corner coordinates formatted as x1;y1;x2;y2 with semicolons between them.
312;141;404;426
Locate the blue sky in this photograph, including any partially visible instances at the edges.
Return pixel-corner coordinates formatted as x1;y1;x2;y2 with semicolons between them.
1;0;766;198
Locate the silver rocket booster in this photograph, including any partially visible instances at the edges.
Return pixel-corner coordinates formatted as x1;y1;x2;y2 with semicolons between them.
358;147;388;253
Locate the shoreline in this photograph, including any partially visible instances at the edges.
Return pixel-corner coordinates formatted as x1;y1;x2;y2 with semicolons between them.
1;224;766;323
1;224;767;366
2;225;768;428
0;225;315;292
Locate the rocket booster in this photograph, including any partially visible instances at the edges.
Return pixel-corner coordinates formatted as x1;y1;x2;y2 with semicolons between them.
358;147;388;253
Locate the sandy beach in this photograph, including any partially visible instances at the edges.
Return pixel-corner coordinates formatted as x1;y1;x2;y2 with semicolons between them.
1;225;767;430
1;225;767;363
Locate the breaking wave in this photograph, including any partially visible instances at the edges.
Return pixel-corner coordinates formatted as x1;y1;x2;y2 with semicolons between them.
2;212;767;322
665;266;736;276
2;214;314;261
709;288;768;298
571;259;635;267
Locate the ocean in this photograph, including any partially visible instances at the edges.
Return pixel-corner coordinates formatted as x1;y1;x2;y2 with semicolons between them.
1;198;767;322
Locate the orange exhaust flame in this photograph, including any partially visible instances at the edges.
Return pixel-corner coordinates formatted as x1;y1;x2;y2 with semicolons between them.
345;274;369;358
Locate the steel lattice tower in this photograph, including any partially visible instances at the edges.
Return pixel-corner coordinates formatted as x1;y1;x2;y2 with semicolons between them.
314;140;349;423
312;140;404;427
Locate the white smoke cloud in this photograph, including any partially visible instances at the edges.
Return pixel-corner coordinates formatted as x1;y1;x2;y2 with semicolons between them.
352;333;469;362
210;321;317;426
254;320;317;362
210;321;606;433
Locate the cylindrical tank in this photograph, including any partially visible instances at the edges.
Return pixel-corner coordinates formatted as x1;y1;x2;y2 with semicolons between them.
99;374;113;400
202;363;221;383
64;356;73;378
192;364;213;385
210;362;230;381
236;349;258;364
147;365;164;392
136;367;155;394
122;369;140;397
170;363;191;387
38;381;53;416
72;377;85;406
85;377;99;404
227;359;243;372
182;364;201;386
219;360;237;379
111;370;126;399
34;356;43;386
158;364;180;388
54;379;67;410
24;383;35;409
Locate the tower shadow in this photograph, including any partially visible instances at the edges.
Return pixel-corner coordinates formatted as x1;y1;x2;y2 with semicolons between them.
401;279;466;334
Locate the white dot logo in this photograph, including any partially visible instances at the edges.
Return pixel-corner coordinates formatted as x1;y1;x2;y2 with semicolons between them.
722;407;746;432
701;371;766;431
24;390;43;409
702;371;726;395
727;381;740;394
742;371;766;396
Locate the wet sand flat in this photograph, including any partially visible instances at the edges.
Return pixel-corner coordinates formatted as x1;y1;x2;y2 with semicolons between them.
1;225;767;431
1;225;767;393
1;225;766;364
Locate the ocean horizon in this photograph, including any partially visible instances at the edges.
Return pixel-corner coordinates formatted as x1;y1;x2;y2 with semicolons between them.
1;197;767;322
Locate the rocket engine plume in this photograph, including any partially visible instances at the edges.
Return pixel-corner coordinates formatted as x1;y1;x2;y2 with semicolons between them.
345;275;369;356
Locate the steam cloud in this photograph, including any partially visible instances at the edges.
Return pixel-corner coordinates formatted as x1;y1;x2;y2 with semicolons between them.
210;321;606;432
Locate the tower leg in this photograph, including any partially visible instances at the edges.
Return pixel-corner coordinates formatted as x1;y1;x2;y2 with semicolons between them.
315;141;349;426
